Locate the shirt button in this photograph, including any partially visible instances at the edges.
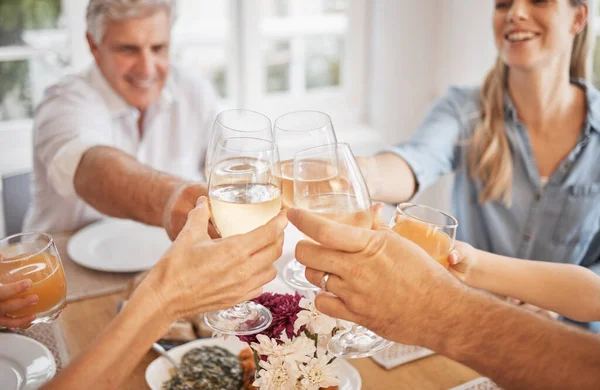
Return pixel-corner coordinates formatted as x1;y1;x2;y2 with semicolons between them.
524;232;532;241
535;192;541;201
564;162;573;170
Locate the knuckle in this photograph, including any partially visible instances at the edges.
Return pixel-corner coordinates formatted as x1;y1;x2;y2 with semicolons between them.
363;231;387;256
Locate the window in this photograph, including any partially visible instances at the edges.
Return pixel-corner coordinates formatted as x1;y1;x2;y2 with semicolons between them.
593;1;600;88
0;0;369;133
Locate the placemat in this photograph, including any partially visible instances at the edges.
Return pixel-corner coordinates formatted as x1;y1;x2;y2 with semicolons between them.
17;322;70;370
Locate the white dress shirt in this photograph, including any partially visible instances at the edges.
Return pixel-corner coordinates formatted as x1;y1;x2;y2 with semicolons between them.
23;64;218;233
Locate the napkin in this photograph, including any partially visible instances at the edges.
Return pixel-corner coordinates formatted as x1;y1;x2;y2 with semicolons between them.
449;377;502;390
370;343;435;369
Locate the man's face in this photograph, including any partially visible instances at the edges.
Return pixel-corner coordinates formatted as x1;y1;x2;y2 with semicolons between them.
87;9;170;111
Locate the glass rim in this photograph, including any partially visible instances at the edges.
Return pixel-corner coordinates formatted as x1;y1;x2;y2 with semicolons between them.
216;137;277;153
274;110;332;133
294;141;351;158
0;232;55;262
396;203;459;229
215;109;272;133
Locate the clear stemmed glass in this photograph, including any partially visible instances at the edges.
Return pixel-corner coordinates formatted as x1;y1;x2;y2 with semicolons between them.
0;232;67;326
203;137;282;335
204;109;273;180
390;203;458;269
274;110;337;291
294;142;393;358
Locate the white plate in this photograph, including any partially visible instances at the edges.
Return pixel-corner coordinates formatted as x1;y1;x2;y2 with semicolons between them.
67;219;172;272
146;337;362;390
0;333;56;390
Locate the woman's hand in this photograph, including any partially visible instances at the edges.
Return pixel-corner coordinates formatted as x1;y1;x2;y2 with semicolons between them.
0;279;37;329
447;241;479;283
143;196;288;322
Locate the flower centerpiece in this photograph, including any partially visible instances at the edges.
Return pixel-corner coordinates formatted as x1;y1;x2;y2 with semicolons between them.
236;292;342;390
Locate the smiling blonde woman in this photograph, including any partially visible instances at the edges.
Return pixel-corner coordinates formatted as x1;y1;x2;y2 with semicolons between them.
361;0;600;329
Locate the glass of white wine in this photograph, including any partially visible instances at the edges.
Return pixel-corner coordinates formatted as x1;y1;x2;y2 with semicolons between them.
204;109;273;180
294;142;393;358
274;110;337;291
204;137;282;335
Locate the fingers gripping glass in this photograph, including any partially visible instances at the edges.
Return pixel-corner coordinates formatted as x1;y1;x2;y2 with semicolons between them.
204;137;282;335
294;143;393;358
0;233;67;326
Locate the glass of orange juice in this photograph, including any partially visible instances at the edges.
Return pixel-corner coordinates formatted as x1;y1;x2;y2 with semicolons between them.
0;232;67;325
390;203;458;269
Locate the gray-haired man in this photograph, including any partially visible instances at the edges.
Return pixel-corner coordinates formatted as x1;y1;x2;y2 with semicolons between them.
25;0;217;239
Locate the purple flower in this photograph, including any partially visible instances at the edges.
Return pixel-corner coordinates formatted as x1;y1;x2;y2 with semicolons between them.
238;292;306;344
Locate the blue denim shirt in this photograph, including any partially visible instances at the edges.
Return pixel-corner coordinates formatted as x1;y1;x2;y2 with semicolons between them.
388;80;600;276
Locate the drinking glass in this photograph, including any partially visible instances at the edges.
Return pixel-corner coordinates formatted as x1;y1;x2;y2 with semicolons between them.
0;233;67;325
390;203;458;269
204;137;282;335
294;142;393;358
274;110;337;290
204;109;273;180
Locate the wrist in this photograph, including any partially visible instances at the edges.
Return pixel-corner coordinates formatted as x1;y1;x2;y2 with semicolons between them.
129;269;177;330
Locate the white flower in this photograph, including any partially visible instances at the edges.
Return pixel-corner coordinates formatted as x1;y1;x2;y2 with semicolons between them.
253;356;301;390
294;298;337;336
252;331;316;364
298;355;340;390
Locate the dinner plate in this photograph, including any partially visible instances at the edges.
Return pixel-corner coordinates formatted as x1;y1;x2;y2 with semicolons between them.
146;337;362;390
67;219;171;272
0;333;56;390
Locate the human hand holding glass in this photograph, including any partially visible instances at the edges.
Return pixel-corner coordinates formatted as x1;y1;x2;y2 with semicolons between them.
0;233;67;328
203;137;283;335
294;142;393;358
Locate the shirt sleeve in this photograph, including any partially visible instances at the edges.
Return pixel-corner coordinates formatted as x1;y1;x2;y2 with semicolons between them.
34;83;113;198
382;87;468;195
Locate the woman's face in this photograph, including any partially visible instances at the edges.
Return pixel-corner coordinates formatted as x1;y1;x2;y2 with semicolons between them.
493;0;587;71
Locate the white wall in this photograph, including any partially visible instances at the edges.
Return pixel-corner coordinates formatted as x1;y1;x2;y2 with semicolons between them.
368;0;497;213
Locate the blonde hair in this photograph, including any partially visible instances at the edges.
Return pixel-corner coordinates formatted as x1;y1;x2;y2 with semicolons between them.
468;0;590;205
86;0;176;43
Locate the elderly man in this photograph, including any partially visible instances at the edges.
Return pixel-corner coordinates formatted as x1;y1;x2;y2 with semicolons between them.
24;0;216;239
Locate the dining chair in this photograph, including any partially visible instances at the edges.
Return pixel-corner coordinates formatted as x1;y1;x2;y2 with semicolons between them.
2;171;32;236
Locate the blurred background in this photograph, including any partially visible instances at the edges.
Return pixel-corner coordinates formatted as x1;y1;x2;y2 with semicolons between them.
0;0;599;236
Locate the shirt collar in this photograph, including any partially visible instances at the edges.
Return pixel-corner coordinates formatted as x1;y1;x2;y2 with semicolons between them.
88;64;174;117
504;78;600;135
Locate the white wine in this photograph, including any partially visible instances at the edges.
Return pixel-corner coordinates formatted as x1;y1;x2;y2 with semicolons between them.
296;193;371;229
210;183;282;237
280;160;295;208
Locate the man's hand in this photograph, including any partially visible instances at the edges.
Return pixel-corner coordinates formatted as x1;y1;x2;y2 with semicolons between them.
288;208;464;347
146;197;288;321
162;183;218;240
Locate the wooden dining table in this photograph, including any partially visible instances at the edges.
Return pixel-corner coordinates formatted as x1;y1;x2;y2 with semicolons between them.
58;291;481;389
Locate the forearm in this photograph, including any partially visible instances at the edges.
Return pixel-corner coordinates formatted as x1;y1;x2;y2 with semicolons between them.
363;153;416;203
468;251;600;321
43;283;173;389
427;286;600;390
74;146;190;227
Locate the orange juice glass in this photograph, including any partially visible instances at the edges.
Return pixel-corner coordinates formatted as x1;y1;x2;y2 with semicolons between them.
390;203;458;269
0;232;67;324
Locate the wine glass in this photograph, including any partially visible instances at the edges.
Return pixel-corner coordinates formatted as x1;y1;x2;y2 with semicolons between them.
390;203;458;269
204;137;282;335
0;232;67;325
274;110;337;291
204;109;273;180
294;142;393;358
